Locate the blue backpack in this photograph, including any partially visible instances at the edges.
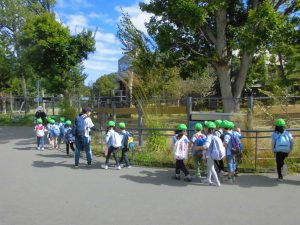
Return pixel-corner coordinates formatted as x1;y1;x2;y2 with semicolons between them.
51;124;60;137
225;132;242;154
274;132;291;153
72;115;87;137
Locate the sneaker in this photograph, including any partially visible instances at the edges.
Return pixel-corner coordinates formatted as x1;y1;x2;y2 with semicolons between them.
282;164;288;176
87;164;91;168
37;147;40;150
277;177;283;182
41;147;44;150
101;164;108;170
74;165;79;168
184;175;192;182
120;163;125;168
173;174;181;180
116;165;121;170
126;165;132;169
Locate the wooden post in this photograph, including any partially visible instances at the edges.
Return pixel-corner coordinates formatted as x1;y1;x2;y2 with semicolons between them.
137;100;143;149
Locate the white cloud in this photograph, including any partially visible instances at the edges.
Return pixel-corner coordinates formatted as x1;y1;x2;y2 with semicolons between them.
56;0;93;9
65;14;89;31
115;1;152;33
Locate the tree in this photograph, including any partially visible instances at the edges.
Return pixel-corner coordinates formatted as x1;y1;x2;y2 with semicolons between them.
92;73;117;97
20;13;96;96
141;0;300;112
0;0;57;109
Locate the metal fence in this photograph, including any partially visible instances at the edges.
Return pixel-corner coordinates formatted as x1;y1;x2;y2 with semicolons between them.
92;127;300;172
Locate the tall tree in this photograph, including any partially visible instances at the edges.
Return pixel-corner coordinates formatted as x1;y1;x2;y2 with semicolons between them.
20;13;96;96
0;0;56;109
141;0;299;112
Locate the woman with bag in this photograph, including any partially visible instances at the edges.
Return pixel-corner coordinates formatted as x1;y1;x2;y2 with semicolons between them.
170;124;192;182
272;118;294;181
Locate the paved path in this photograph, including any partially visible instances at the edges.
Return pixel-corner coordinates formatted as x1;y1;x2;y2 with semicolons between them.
0;126;300;225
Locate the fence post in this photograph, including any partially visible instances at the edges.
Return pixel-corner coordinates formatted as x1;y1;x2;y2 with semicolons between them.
137;100;143;150
247;95;254;130
52;97;55;116
254;131;258;173
112;101;116;121
186;97;192;124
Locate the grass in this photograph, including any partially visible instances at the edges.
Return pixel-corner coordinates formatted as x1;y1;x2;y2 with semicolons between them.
0;114;35;126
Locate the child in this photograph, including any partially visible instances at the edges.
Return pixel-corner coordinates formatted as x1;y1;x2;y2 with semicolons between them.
58;117;65;145
102;121;121;170
232;125;243;176
64;120;75;155
272;118;294;181
222;120;238;182
118;122;132;168
189;123;206;178
46;117;53;146
34;118;46;150
50;119;60;149
171;124;192;182
195;121;221;187
214;120;225;175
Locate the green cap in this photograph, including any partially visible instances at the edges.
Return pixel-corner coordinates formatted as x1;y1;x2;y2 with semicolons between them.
275;118;286;127
221;120;231;129
37;118;43;124
60;117;65;122
65;120;72;126
195;123;203;131
215;120;222;127
51;116;56;120
119;122;126;129
228;121;235;129
108;121;115;127
207;121;216;129
178;124;187;131
47;117;52;123
50;119;55;124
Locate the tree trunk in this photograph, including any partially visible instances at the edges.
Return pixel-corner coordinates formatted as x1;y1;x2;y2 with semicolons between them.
10;92;13;113
233;52;253;112
214;64;235;113
20;74;28;113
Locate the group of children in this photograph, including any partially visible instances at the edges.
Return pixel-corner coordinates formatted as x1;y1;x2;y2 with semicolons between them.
34;115;294;184
34;116;75;153
171;118;294;186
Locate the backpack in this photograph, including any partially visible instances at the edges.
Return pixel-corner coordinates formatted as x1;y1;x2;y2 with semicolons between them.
173;135;189;160
127;136;134;149
36;124;45;137
72;115;88;137
112;131;122;148
274;132;291;153
51;124;60;137
210;136;226;160
215;130;224;141
65;128;75;143
59;123;65;137
226;132;241;155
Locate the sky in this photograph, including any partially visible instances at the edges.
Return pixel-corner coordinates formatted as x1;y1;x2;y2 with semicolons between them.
54;0;152;85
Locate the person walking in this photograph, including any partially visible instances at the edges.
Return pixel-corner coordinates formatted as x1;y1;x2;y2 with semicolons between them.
102;121;121;170
34;118;46;150
171;124;192;182
195;121;221;187
119;122;132;168
64;120;75;155
272;118;294;181
74;108;94;167
190;123;206;178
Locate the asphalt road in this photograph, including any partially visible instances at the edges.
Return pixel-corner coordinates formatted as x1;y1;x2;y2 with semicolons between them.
1;126;300;225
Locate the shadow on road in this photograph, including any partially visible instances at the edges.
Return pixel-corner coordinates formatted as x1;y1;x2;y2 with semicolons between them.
120;170;300;187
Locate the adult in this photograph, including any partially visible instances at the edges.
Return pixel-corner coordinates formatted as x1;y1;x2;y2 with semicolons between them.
272;118;294;181
74;107;94;167
35;106;47;124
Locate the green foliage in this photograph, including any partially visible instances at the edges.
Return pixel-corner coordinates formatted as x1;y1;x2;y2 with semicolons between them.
59;99;78;121
92;73;117;97
144;120;168;153
20;12;95;95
